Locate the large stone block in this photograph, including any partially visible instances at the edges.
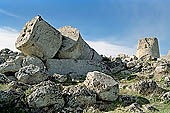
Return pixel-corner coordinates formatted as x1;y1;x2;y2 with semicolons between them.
84;71;119;101
136;37;160;58
56;26;102;61
15;15;62;61
46;59;109;77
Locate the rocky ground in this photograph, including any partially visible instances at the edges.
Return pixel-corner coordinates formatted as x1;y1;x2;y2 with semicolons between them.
0;48;170;113
0;15;170;113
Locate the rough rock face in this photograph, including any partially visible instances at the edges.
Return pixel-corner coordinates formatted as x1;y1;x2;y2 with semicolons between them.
57;26;102;61
155;64;170;74
162;91;170;100
15;15;62;61
16;64;48;84
27;81;64;109
84;71;119;101
0;56;24;74
132;80;159;95
0;89;25;108
22;55;45;70
0;74;10;83
0;49;24;65
63;85;96;108
136;38;160;58
46;59;110;77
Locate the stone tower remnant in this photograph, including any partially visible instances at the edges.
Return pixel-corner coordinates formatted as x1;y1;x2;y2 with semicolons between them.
136;37;160;58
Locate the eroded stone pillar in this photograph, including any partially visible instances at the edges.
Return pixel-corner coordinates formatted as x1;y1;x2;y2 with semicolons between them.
136;37;160;58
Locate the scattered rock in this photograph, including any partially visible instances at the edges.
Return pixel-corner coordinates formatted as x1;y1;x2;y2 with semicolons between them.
27;81;64;109
8;81;31;91
136;37;160;59
107;57;126;74
164;76;170;87
119;95;137;106
0;48;24;64
84;71;119;101
63;85;96;108
15;15;62;61
16;64;48;84
126;61;137;68
132;80;159;95
155;64;170;74
143;105;159;112
0;89;25;108
162;91;170;100
57;26;102;61
52;73;68;83
83;106;102;113
0;74;10;83
126;103;144;113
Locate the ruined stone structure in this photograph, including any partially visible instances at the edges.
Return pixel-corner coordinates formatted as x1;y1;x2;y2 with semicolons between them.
136;37;160;58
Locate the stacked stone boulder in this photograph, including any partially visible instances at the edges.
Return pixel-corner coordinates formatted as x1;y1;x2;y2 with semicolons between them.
15;15;105;79
4;15;119;112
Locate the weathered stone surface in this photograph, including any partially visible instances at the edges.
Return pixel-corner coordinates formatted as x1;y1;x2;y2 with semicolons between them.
126;61;137;68
57;26;102;61
84;71;119;101
126;103;144;113
136;37;160;58
0;56;24;73
63;85;96;108
8;81;32;91
162;91;170;100
27;81;64;109
52;73;68;83
16;64;48;84
106;57;126;74
0;48;25;65
22;55;45;70
15;15;62;61
0;74;10;83
119;95;137;106
132;80;161;95
0;89;25;108
155;64;170;74
46;59;110;77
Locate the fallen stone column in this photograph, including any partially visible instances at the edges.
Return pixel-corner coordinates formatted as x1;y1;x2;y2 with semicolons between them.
136;37;160;58
56;26;102;61
46;59;110;78
15;15;62;61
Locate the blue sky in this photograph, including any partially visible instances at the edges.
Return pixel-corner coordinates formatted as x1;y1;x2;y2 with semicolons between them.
0;0;170;56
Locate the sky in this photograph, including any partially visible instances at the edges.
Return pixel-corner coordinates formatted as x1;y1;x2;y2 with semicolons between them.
0;0;170;56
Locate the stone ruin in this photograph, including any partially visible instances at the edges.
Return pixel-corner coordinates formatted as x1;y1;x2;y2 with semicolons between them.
136;37;160;59
1;15;170;113
15;15;104;78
